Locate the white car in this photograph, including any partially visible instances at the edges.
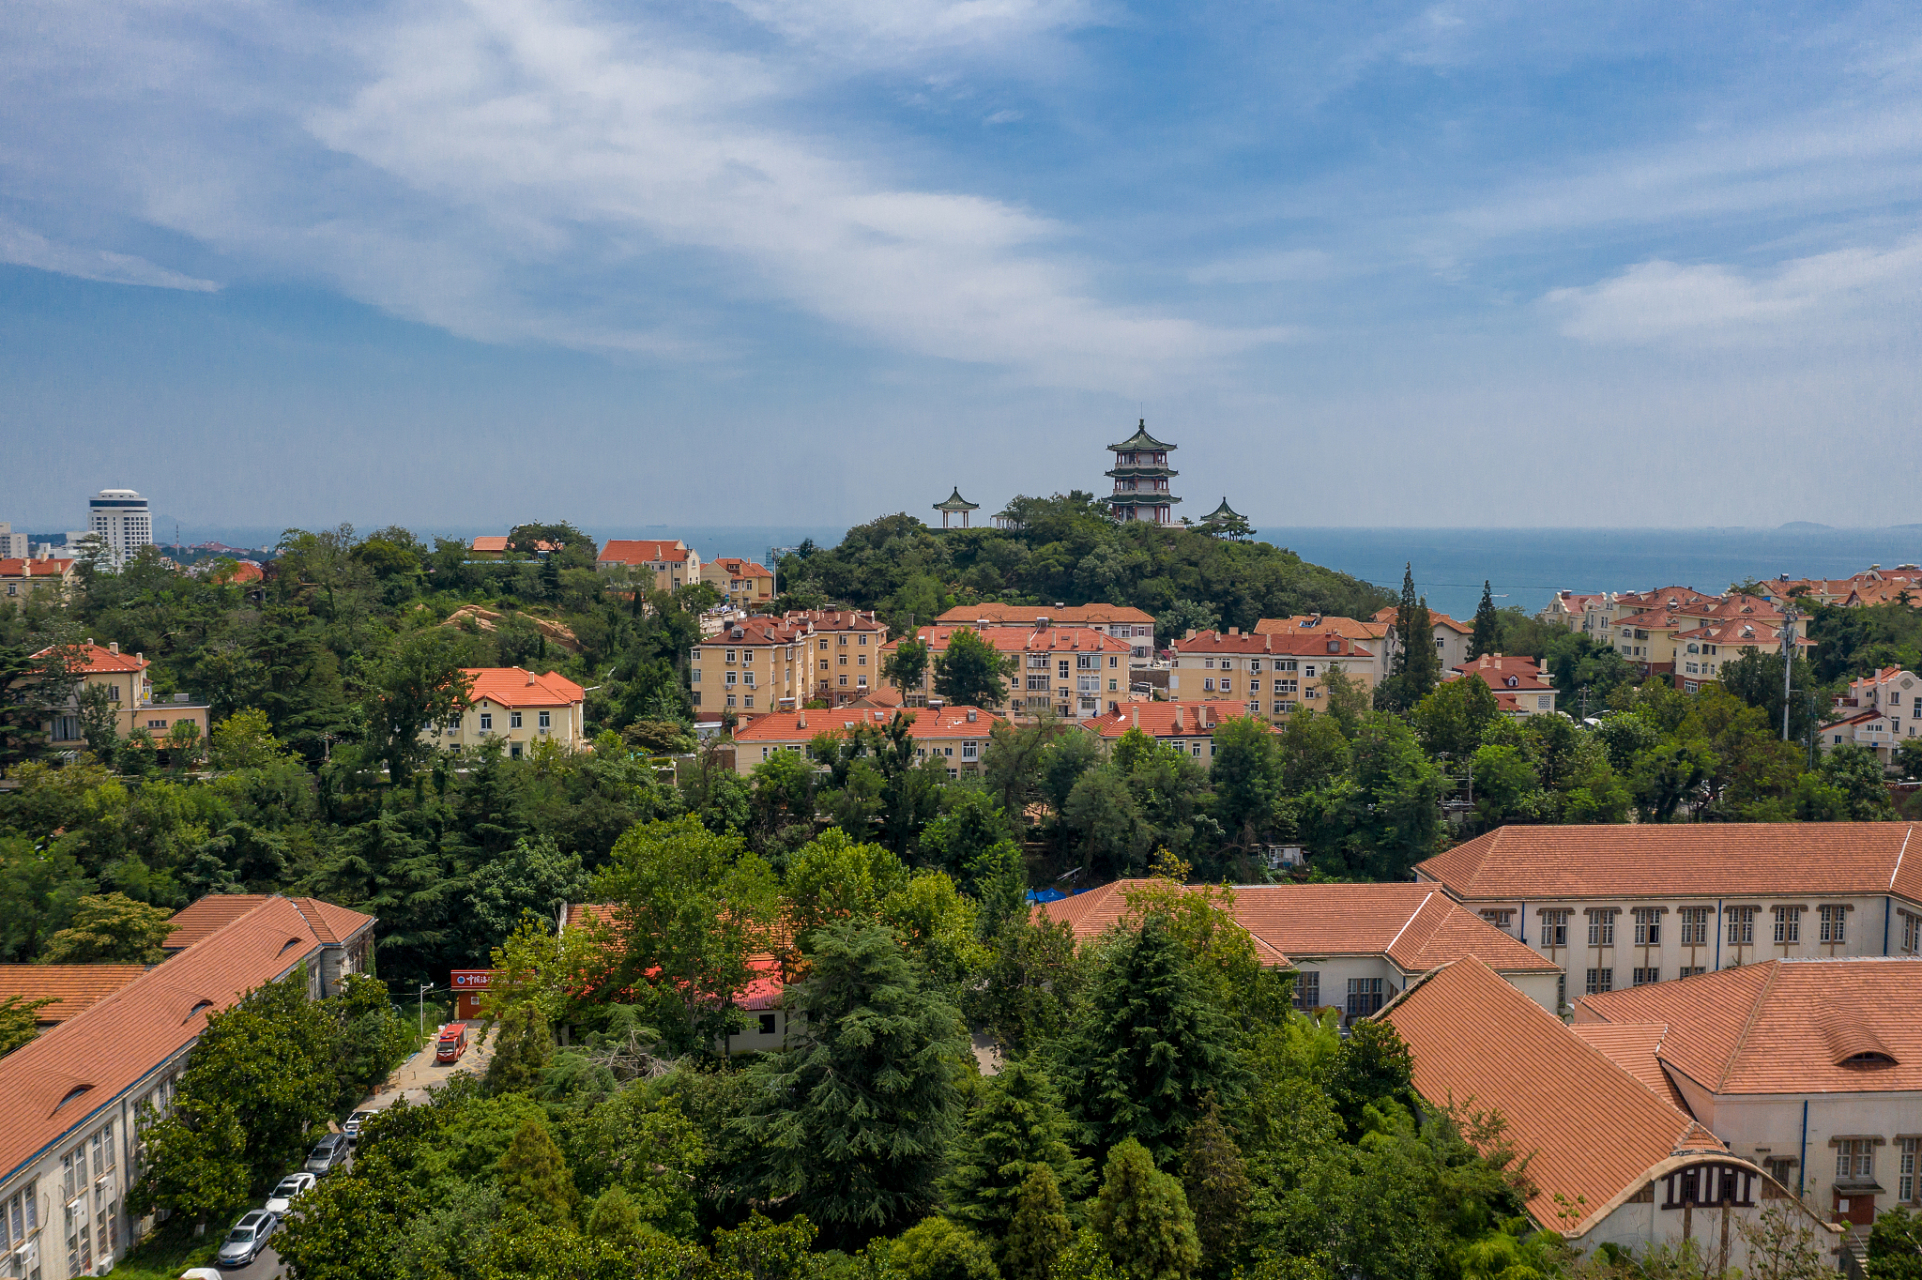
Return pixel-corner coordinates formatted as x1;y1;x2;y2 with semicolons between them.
263;1172;317;1215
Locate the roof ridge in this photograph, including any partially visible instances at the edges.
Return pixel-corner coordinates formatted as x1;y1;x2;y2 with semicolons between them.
1893;825;1913;892
1382;891;1433;958
1718;960;1781;1093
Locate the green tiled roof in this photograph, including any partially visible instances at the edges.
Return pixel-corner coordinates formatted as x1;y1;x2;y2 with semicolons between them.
1106;419;1176;452
933;487;980;512
1200;497;1244;522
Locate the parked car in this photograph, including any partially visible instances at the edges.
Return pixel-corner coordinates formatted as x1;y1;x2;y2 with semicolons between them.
342;1110;376;1144
435;1023;468;1064
215;1210;277;1267
303;1133;349;1177
263;1172;317;1214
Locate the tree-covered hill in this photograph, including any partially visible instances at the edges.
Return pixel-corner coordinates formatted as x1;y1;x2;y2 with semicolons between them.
776;494;1395;641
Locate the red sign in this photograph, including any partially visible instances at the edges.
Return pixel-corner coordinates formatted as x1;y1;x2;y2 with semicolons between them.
450;970;494;989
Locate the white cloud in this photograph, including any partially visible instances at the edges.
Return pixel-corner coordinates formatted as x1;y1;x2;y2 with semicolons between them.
1544;236;1922;344
0;216;219;291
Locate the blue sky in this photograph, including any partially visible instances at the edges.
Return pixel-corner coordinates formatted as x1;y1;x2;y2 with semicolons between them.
3;0;1921;532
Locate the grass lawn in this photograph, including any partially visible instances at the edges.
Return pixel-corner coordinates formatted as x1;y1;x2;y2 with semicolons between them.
106;1216;220;1279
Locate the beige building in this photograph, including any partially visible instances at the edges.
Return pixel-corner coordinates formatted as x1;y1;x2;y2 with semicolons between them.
730;704;1007;779
425;667;587;758
1076;699;1267;765
690;617;810;719
1253;615;1389;683
1370;605;1473;672
934;603;1157;663
1672;617;1811;693
596;539;702;592
888;625;1134;719
2;554;78;603
33;641;212;751
1446;653;1559;717
1167;628;1377;725
1817;666;1920;761
784;610;890;707
702;556;775;607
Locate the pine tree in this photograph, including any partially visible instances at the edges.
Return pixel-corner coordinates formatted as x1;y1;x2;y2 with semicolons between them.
1179;1097;1250;1274
943;1061;1090;1243
1004;1166;1073;1280
1089;1139;1201;1280
1470;580;1499;659
486;1002;553;1095
1382;564;1442;712
585;1185;645;1250
496;1116;579;1223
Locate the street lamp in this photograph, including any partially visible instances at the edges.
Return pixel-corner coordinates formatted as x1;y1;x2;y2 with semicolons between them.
418;982;435;1038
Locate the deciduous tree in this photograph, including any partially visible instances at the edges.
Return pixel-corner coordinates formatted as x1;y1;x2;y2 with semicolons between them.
1089;1138;1201;1280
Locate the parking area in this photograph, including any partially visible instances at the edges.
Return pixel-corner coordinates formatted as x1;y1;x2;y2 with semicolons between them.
368;1019;495;1108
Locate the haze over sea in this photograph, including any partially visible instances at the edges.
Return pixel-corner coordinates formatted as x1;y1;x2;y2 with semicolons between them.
123;521;1922;624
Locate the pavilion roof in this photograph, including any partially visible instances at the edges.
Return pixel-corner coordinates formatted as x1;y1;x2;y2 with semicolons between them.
1107;419;1176;452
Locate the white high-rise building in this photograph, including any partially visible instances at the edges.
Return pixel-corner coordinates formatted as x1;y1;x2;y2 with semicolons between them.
88;489;153;568
0;523;27;560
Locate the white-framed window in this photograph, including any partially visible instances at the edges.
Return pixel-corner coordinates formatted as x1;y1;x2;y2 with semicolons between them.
1680;907;1710;946
1901;1138;1918;1203
479;712;493;730
1585;967;1613;995
1728;907;1756;945
1823;905;1850;945
539;710;551;728
1543;910;1569;947
1304;664;1317;678
510;711;523;729
1480;909;1514;930
1632;967;1660;986
1203;678;1215;691
962;741;978;760
1837;1139;1875;1182
1633;908;1661;945
1204;657;1215;668
1588;911;1616;946
1773;906;1801;943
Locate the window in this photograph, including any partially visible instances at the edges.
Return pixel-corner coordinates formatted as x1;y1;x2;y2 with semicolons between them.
1588;911;1617;946
1585;967;1613;995
539;710;551;729
962;741;978;760
1204;656;1215;668
1772;907;1800;943
1077;654;1097;670
1346;977;1384;1018
726;694;736;707
1027;674;1048;691
1902;1138;1918;1203
1249;678;1261;691
1304;664;1317;678
1294;971;1320;1009
1633;908;1661;946
1681;908;1709;946
726;649;736;663
1824;905;1850;945
1480;909;1514;930
856;677;867;688
1837;1140;1875;1182
744;695;755;708
1632;967;1660;986
479;712;493;730
1057;661;1070;679
1204;678;1215;692
1679;966;1707;978
510;711;523;728
509;742;522;758
1543;910;1569;947
1277;659;1297;672
1728;907;1756;945
1537;695;1551;709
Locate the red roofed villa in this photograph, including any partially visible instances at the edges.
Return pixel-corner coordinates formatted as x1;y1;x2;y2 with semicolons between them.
420;666;587;757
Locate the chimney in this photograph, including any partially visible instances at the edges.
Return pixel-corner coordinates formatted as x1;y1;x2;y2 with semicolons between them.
1173;705;1185;732
1131;705;1139;729
1228;626;1239;636
967;709;977;723
109;642;119;655
526;670;537;685
1184;629;1196;641
798;710;807;729
1264;634;1272;653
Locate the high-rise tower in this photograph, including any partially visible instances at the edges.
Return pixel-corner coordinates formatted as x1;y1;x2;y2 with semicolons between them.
1102;420;1180;525
88;489;153;568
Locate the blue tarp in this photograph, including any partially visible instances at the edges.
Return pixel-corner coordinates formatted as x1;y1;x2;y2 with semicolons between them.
1025;888;1069;904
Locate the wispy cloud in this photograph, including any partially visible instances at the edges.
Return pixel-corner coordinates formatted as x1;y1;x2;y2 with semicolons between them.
0;216;219;291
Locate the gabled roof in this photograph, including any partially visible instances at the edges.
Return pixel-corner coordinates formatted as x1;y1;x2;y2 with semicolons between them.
1107;419;1176;452
0;558;77;579
710;557;772;578
707;618;808;647
1371;606;1472;635
598;539;693;566
462;667;587;708
1174;630;1373;657
1573;958;1922;1096
0;896;375;1186
1381;958;1725;1236
1674;619;1810;648
1079;701;1264;739
785;609;887;633
470;535;510;553
1254;615;1389;641
31;641;146;674
1449;654;1553;691
912;625;1133;653
0;966;149;1025
1569;1022;1691;1111
733;705;1005;743
1416;822;1922;902
935;603;1155;627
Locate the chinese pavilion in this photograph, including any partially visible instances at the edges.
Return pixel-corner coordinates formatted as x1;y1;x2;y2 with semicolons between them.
933;487;980;529
1103;420;1180;525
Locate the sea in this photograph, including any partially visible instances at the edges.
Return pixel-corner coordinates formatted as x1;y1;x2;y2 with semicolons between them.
123;521;1922;623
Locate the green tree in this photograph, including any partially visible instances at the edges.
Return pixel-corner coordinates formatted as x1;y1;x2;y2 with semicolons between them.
1739;1203;1841;1280
209;707;291;771
1807;742;1897;820
359;628;474;785
934;629;1013;709
1630;741;1714;823
1411;677;1501;762
1089;1138;1201;1280
1327;1020;1414;1139
463;836;591;962
1470;582;1498;660
739;920;966;1238
593;816;782;1055
497;1115;580;1224
0;994;57;1056
1379;566;1442;712
944;1061;1091;1242
38;891;176;963
1210;716;1283;850
886;637;932;699
892;1217;1000;1280
1004;1166;1073;1280
1180;1096;1250;1274
584;1185;647;1251
486;1001;555;1094
1061;913;1248;1162
1868;1204;1922;1280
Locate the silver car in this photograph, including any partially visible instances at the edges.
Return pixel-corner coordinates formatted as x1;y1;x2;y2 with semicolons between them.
264;1172;316;1215
303;1133;348;1176
215;1210;277;1267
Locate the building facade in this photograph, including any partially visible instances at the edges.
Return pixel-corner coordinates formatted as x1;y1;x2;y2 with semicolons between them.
2;555;78;602
1817;667;1920;760
689;617;810;718
783;610;890;707
1252;615;1389;684
934;603;1157;665
32;641;212;750
424;667;588;757
730;704;1006;779
1167;628;1378;724
1076;700;1263;766
888;625;1134;719
85;490;152;570
1370;605;1474;673
1102;420;1180;525
1446;653;1559;717
0;524;28;560
1415;823;1922;1008
595;539;702;592
701;557;775;607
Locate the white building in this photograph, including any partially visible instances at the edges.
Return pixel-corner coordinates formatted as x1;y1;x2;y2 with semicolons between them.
1415;823;1922;1006
1575;957;1922;1253
85;490;153;569
0;524;26;560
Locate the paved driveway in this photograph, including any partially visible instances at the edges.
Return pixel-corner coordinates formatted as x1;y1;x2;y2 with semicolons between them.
367;1021;496;1108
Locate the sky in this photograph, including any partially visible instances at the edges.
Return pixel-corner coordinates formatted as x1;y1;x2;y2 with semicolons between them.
3;0;1922;534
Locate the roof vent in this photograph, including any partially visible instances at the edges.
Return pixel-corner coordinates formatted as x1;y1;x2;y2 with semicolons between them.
966;709;977;723
1327;640;1340;653
278;936;305;955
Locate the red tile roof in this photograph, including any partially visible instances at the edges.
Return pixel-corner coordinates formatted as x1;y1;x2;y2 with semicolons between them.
783;609;886;633
1449;654;1553;691
733;705;1003;743
164;894;270;950
708;618;808;647
1254;615;1389;640
912;625;1133;654
1371;606;1472;635
1382;958;1725;1235
935;603;1155;627
597;539;692;566
0;896;374;1185
1078;701;1268;739
1416;823;1922;902
0;558;77;579
470;535;510;553
711;557;771;579
1568;1021;1691;1111
0;966;149;1025
1673;619;1810;648
462;667;586;708
1173;630;1374;658
1573;958;1922;1096
31;641;147;674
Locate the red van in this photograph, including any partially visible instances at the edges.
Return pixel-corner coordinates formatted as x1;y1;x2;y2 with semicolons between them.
435;1023;468;1064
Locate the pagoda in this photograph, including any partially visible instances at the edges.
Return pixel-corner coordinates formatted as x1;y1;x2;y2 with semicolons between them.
933;487;980;529
1197;497;1252;539
1103;419;1180;525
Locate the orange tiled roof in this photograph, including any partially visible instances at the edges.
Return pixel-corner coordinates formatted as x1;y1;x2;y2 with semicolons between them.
0;896;375;1185
1568;1022;1691;1111
935;603;1155;627
1573;958;1922;1096
1382;958;1725;1235
0;558;77;578
1079;701;1268;739
1371;606;1472;635
597;539;692;566
1449;654;1553;691
1617;586;1718;611
470;535;511;553
1673;619;1810;648
1254;615;1389;640
734;705;1004;743
709;618;809;647
1416;822;1922;902
462;667;586;708
164;894;270;950
0;966;149;1025
783;609;886;633
913;625;1133;654
31;641;147;675
1173;630;1374;658
712;557;772;578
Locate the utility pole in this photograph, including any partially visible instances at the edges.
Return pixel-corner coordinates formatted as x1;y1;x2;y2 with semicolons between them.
1780;608;1798;742
418;981;434;1038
